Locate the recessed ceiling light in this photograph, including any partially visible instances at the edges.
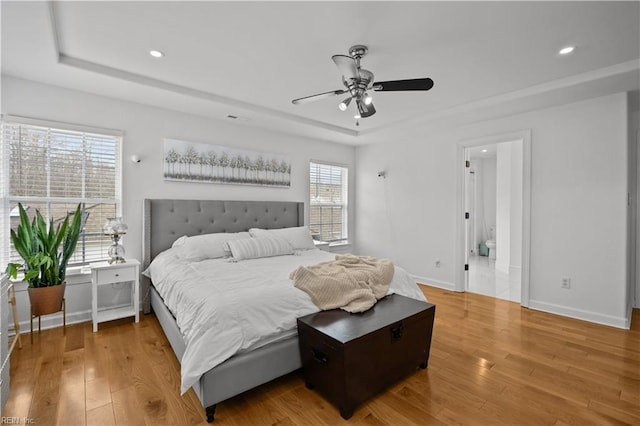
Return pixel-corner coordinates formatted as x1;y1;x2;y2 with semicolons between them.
481;149;488;153
149;50;164;58
558;46;575;55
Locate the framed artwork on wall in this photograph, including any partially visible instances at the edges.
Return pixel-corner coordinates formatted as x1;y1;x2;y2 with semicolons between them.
163;138;291;187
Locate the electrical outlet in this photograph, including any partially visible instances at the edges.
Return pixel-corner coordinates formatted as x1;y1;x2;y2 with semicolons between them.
561;277;571;289
435;259;441;267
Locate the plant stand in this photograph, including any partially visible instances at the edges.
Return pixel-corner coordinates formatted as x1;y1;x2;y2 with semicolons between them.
30;298;65;343
8;284;21;350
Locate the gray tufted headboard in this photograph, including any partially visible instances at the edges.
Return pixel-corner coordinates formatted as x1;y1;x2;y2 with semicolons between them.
141;199;304;312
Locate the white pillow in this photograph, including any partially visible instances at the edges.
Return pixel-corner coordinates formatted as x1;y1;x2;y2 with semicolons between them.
227;237;293;261
172;235;187;248
141;246;180;281
176;232;251;261
248;226;316;250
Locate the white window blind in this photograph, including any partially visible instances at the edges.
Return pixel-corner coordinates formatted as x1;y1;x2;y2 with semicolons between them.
1;119;122;266
309;161;348;243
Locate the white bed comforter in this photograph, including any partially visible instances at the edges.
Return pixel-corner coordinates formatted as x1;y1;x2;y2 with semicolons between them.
144;248;426;393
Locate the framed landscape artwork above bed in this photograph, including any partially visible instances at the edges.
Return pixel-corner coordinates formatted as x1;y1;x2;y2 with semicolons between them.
163;138;291;187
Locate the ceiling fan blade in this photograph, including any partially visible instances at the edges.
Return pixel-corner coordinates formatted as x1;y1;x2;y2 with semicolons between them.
372;78;434;92
331;54;359;79
292;89;347;105
357;100;376;118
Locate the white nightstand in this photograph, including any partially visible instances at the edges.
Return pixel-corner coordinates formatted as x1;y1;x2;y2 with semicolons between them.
90;259;140;332
313;240;331;252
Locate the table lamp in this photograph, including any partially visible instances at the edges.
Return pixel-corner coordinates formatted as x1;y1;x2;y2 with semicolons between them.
103;217;128;264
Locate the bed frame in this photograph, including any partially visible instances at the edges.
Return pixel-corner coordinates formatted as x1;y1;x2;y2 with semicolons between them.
142;199;306;422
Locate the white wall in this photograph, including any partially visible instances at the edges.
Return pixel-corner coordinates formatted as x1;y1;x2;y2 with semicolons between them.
470;157;496;247
2;76;356;330
632;107;639;309
356;92;631;328
509;140;523;270
482;157;497;243
495;142;512;273
356;136;457;289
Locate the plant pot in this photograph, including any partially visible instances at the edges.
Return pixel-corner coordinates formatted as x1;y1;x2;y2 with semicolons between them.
28;283;66;316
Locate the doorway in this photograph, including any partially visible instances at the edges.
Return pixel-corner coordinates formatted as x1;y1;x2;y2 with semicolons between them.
466;142;522;302
455;130;531;307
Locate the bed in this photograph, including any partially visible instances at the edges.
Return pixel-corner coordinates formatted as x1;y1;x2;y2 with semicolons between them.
141;199;426;422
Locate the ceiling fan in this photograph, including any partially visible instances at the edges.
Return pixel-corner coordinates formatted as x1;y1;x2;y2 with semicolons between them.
292;44;434;120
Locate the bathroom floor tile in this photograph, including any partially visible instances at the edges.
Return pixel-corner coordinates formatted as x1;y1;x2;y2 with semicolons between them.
468;255;521;303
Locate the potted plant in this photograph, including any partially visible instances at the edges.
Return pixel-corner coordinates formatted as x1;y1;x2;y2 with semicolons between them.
5;203;83;316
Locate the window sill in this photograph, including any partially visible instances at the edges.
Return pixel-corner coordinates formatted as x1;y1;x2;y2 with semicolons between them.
329;241;351;248
9;265;94;289
67;265;93;277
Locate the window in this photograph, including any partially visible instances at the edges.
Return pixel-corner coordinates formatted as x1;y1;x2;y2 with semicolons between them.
309;161;348;243
1;118;122;267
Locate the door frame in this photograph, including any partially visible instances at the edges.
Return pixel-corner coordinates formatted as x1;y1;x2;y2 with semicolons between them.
636;129;640;308
455;129;532;307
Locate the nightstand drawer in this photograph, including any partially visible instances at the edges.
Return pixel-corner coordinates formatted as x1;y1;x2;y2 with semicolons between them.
96;266;135;284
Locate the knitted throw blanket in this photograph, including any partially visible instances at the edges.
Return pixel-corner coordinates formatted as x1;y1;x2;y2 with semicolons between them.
290;254;394;313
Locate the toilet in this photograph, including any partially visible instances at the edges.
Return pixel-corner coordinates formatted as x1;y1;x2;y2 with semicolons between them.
486;226;496;260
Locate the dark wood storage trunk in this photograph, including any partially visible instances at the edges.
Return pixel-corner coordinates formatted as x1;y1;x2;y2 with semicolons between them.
297;294;436;419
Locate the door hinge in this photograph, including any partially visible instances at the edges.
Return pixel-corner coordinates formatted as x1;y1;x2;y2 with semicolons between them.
464;264;469;271
465;212;470;219
465;160;470;168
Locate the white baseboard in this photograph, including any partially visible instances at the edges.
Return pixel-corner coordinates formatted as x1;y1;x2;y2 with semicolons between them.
16;309;92;335
411;275;456;291
528;299;630;330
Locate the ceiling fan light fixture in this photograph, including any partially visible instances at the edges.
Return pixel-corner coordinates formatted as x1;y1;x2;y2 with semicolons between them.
338;97;352;111
354;99;363;119
290;44;434;118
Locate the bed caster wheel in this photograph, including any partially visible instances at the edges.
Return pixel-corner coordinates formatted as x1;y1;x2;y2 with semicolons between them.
305;380;315;389
206;404;217;423
419;360;428;369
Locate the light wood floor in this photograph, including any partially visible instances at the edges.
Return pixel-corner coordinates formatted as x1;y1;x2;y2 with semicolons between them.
3;285;640;425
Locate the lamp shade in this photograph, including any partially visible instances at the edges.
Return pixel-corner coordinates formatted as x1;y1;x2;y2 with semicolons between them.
103;217;128;235
338;97;352;111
